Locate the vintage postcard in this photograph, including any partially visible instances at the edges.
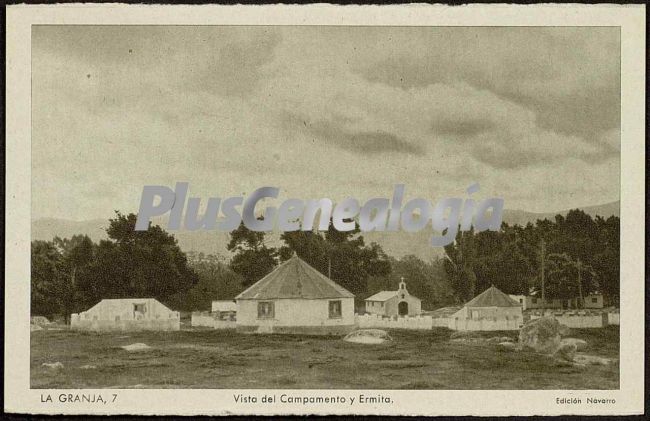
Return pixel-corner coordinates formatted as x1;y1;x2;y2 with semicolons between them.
5;3;645;417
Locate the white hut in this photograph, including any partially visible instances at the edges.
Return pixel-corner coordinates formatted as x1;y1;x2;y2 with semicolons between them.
235;254;355;335
71;298;180;332
451;286;523;331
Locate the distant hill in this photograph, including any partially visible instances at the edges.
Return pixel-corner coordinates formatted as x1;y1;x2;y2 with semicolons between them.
501;201;619;227
32;200;619;261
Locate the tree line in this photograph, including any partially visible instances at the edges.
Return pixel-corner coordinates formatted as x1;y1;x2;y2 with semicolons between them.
31;208;619;319
443;209;619;305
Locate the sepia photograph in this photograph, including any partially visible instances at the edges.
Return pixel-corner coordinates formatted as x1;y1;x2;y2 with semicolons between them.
29;24;622;390
5;3;645;417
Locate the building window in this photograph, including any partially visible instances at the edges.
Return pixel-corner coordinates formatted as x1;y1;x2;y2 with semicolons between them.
519;298;523;303
133;303;146;319
401;294;405;299
591;297;598;303
257;301;274;319
329;300;342;319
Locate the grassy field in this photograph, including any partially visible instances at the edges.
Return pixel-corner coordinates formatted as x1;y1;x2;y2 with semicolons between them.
31;326;619;389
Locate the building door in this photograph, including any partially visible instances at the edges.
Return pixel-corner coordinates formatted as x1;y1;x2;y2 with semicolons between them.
398;301;408;316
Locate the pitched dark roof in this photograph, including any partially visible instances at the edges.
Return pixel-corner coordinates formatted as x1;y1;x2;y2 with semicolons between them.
464;285;522;308
235;255;354;300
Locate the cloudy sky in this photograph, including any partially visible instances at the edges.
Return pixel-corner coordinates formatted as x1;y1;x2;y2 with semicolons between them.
32;26;620;221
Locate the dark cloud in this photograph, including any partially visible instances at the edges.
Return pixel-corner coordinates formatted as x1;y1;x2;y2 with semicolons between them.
350;27;620;150
308;120;424;156
432;118;495;138
32;26;282;99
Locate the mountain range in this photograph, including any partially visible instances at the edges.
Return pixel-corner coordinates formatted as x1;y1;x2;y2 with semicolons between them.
32;200;619;261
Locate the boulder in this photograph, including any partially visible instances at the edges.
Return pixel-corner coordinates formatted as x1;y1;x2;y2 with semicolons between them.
560;338;588;351
558;324;571;336
80;364;96;370
121;343;151;352
497;342;518;350
518;317;566;355
30;324;43;332
42;362;64;370
554;342;577;362
344;329;392;344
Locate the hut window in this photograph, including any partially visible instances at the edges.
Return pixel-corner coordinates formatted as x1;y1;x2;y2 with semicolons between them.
257;301;274;319
329;300;342;318
591;297;598;303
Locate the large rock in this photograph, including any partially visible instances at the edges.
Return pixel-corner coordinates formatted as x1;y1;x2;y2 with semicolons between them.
42;362;64;370
497;342;518;350
344;329;392;344
554;342;577;362
518;317;567;355
121;343;151;352
560;338;588;351
31;316;51;326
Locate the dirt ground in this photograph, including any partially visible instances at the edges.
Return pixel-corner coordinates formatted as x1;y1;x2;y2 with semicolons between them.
31;326;619;389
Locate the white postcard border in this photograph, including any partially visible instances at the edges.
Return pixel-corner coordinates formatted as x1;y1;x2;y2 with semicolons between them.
5;3;645;416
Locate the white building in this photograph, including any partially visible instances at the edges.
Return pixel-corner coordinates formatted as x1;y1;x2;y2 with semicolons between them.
364;279;422;317
71;298;180;332
451;286;523;331
235;254;356;335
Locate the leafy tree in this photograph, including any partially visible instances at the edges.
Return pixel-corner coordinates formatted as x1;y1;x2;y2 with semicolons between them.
88;211;198;301
167;253;244;311
31;240;64;318
52;235;95;322
227;221;278;286
443;230;478;303
279;219;391;298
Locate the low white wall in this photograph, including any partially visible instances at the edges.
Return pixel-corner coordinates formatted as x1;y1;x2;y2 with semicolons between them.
449;317;522;331
70;314;180;332
607;312;620;325
355;314;433;330
191;312;237;329
432;317;451;327
529;312;606;328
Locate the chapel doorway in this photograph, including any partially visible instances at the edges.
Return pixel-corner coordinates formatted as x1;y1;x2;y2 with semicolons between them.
398;301;408;316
